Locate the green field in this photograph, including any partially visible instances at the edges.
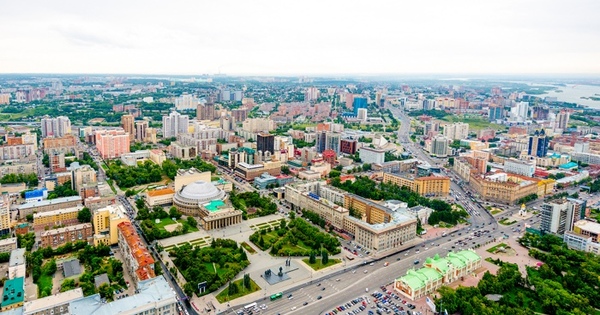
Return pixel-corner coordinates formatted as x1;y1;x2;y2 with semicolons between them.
487;243;511;253
241;242;257;254
215;277;261;303
153;217;199;232
302;258;342;271
37;274;54;297
491;209;502;215
498;218;517;226
441;115;506;131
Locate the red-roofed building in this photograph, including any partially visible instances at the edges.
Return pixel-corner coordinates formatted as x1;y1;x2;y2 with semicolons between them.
322;149;336;166
339;175;356;183
117;222;155;285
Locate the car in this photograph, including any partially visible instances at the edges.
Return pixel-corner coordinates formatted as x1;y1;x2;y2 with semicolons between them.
317;296;322;300
369;262;374;266
321;287;326;291
303;302;308;306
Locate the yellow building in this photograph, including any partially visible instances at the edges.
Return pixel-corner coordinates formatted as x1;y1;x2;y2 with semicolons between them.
382;173;450;197
33;206;82;230
92;205;130;246
469;173;540;205
145;188;175;207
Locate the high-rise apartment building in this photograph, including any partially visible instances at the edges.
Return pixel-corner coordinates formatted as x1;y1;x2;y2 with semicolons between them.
231;108;248;123
488;105;504;121
556;109;570;130
197;102;216;121
0;94;10;105
326;132;341;154
442;122;469;140
121;114;135;141
135;120;148;142
41;116;72;138
162;111;189;138
304;87;320;102
541;199;572;235
174;93;198;111
95;129;130;159
512;102;529;121
257;133;275;154
340;139;357;154
315;131;327;153
527;129;549;158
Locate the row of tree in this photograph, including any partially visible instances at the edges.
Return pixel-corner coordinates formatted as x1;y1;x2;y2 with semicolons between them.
0;173;38;187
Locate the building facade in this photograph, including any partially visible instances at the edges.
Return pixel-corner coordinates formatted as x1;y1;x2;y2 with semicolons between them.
40;223;93;248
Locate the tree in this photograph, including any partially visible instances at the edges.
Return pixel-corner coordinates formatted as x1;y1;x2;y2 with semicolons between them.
154;261;163;276
186;216;197;228
169;207;182;220
309;252;316;264
448;157;455;166
362;163;372;172
125;189;135;197
243;274;251;290
281;165;291;175
98;283;114;300
279;219;287;230
228;281;238;296
26;214;34;222
322;251;329;265
77;207;92;223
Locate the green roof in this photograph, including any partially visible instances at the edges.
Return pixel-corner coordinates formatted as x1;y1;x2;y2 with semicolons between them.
446;256;467;269
397;271;426;290
454;250;481;263
419;267;443;281
429;257;450;273
204;200;225;212
2;277;24;308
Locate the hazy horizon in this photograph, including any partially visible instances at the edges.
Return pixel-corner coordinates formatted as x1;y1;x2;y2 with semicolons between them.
2;0;599;76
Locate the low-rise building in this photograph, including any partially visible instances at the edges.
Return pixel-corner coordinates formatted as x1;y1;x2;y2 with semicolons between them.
1;277;24;311
8;248;26;280
234;161;281;181
117;221;155;285
145;188;175;207
17;196;82;217
394;250;482;300
22;288;83;315
0;237;17;254
40;223;93;248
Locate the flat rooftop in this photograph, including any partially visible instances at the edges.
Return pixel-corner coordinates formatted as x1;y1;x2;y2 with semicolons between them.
33;205;83;218
22;288;83;313
18;196;82;210
575;219;600;235
1;277;24;308
9;248;26;267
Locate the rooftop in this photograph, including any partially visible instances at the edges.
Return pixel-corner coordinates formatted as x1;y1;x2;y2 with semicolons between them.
1;277;24;308
18;196;82;210
22;288;83;314
0;237;17;248
40;223;92;237
574;219;600;235
69;275;176;315
9;248;26;267
203;200;226;212
146;188;175;197
33;205;83;219
117;222;155;281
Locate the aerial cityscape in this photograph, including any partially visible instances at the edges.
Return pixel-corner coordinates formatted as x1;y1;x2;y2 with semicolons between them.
1;1;600;315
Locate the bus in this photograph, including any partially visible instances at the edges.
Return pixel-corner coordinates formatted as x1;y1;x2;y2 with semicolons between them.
270;292;283;301
244;302;257;310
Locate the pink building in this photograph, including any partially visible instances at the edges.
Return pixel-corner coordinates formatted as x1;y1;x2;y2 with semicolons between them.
95;129;130;159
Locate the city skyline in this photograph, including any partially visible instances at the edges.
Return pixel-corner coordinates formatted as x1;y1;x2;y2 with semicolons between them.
1;0;600;75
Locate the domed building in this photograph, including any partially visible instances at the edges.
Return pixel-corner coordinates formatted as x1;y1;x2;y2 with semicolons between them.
173;180;242;230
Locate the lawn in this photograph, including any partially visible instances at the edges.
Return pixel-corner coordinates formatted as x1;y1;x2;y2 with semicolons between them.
215;277;261;303
37;274;53;297
487;243;511;253
491;209;502;215
498;218;517;226
302;258;342;271
203;262;229;277
153;217;199;232
241;242;257;254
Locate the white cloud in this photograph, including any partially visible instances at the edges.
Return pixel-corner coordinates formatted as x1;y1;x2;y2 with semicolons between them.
0;0;599;75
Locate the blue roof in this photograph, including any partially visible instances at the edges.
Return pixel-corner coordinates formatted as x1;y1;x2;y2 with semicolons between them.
559;162;578;169
25;188;47;199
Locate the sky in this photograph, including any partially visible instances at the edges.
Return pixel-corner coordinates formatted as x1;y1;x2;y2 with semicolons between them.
1;0;599;76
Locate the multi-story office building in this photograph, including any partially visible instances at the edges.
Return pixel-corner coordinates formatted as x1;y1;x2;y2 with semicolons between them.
41;116;72;138
430;136;450;157
95;129;130;159
340;139;357;154
528;129;549;157
326;132;341;154
117;221;155;284
504;157;536;177
135;120;148;142
40;223;93;248
72;164;97;193
541;199;571;235
442;123;469;140
120;114;135;141
315;131;327;153
512;101;529;121
93;205;130;246
257;133;275;154
162;111;189;138
382;173;450;197
359;147;385;164
353;97;367;115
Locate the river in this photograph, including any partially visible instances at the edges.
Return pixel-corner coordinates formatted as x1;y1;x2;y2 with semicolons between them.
532;84;600;109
